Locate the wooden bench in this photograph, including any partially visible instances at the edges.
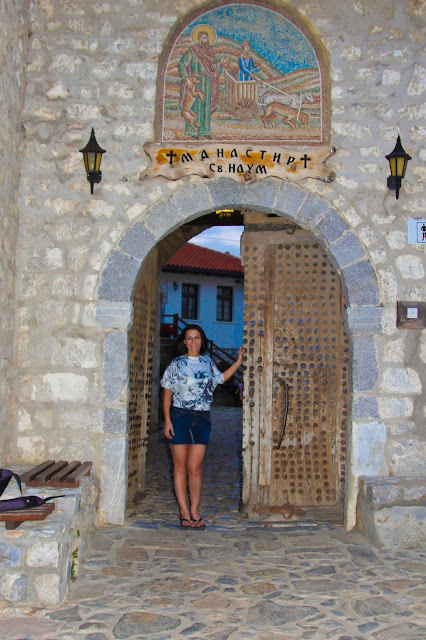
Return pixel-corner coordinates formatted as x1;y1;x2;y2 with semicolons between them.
0;460;92;529
0;503;55;530
20;459;92;488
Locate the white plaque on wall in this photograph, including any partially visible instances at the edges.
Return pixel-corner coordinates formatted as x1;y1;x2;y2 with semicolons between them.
408;219;426;244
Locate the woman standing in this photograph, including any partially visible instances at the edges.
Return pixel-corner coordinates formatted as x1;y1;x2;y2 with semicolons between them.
161;324;244;529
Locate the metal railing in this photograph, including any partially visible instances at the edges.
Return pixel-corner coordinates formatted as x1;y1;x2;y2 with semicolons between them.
160;314;242;384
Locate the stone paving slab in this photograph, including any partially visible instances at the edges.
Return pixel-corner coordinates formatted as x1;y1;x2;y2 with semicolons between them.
1;407;425;640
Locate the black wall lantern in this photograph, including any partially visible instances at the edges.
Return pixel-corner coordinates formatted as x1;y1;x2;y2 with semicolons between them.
385;135;411;199
79;128;106;194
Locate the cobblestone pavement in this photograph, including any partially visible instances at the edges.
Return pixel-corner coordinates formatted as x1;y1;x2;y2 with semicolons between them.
2;407;425;640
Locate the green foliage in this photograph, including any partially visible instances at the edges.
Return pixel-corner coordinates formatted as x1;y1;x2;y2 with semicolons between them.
70;546;79;581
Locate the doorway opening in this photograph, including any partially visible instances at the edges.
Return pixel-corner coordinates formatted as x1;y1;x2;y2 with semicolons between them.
127;211;245;505
127;210;349;527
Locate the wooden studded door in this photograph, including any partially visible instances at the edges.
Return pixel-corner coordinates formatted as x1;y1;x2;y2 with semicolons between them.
241;214;349;514
128;248;158;504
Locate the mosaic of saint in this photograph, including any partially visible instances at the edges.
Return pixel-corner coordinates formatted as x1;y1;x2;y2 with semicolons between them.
161;3;325;144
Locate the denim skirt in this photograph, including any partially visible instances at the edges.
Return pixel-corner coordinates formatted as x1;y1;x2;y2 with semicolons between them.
169;406;211;445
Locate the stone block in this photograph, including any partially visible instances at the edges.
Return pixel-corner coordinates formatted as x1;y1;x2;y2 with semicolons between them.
26;247;63;270
33;300;68;327
26;542;59;568
99;437;127;525
96;301;133;330
51;337;97;368
172;182;214;218
351;337;378;391
342;260;380;306
383;339;405;362
243;177;281;211
352;396;379;419
104;332;128;404
98;251;141;302
389;439;426;477
52;275;79;297
370;506;425;549
103;408;128;435
34;573;65;606
16;436;45;462
382;70;401;85
388;421;416;436
351;421;388;477
83;199;115;219
56;494;79;518
0;543;22;568
126;202;147;221
274;182;308;220
18;333;49;368
357;477;426;548
403;481;426;502
329;232;366;268
380;368;422;395
396;254;425;279
379;397;413;418
296;193;331;226
207;177;245;209
358;477;400;502
344;307;383;335
119;222;157;260
33;373;89;403
407;63;425;96
144;198;186;237
315;208;351;243
59;408;103;433
0;572;27;602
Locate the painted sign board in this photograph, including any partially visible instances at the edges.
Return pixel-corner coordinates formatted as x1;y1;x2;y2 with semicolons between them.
407;219;426;244
141;142;335;183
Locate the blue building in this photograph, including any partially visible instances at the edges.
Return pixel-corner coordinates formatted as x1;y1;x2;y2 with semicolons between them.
160;243;244;356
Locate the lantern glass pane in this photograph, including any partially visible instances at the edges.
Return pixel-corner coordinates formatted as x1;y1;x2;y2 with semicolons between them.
95;153;102;172
389;157;397;175
86;152;96;172
397;156;407;177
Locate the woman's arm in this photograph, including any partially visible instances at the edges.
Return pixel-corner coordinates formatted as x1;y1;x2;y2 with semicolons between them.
222;345;245;383
163;388;174;440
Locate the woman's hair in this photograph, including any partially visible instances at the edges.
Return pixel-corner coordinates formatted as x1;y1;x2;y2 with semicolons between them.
177;324;208;355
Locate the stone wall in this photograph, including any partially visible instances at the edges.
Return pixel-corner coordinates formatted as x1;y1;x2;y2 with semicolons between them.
0;1;29;462
8;0;426;527
0;469;99;607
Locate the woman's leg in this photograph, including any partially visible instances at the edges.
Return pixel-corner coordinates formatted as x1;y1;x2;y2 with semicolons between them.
187;444;207;525
171;444;192;526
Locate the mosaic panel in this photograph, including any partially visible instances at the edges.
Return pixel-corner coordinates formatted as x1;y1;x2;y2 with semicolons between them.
158;1;329;144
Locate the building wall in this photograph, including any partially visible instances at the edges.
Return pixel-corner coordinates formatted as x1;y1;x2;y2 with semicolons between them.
0;1;29;462
160;272;244;352
6;0;425;524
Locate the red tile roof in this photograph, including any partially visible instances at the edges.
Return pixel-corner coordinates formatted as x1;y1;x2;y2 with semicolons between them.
163;242;244;276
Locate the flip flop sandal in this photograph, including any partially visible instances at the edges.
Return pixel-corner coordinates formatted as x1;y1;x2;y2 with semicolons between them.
179;517;193;529
191;517;206;530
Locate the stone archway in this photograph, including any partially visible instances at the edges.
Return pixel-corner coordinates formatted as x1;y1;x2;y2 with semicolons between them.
97;177;383;526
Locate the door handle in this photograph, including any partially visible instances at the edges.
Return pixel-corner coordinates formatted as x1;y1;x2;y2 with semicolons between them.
276;379;289;449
